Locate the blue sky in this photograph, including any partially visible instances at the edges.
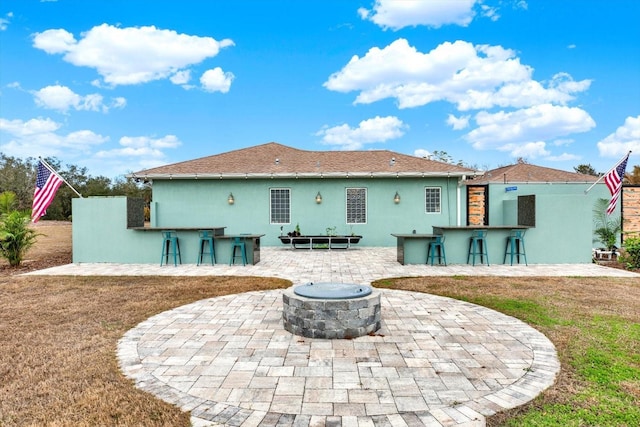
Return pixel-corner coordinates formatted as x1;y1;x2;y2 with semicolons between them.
1;0;638;179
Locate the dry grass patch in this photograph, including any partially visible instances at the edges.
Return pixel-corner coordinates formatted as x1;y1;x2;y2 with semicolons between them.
2;222;640;426
1;275;290;426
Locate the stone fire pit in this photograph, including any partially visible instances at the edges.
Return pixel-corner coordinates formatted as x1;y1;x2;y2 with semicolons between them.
282;282;381;339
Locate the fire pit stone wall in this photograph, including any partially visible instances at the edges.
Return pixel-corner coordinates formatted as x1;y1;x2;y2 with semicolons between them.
282;286;381;339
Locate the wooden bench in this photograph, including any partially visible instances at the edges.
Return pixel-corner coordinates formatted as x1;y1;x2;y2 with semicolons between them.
278;235;362;250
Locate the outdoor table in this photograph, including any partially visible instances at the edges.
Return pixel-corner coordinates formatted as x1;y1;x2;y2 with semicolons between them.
391;233;436;265
216;234;264;265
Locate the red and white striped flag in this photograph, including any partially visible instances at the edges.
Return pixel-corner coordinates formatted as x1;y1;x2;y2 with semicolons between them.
604;153;630;215
31;161;64;222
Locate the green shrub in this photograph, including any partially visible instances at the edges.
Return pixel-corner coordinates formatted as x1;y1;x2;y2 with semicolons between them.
0;210;40;267
619;236;640;270
593;198;621;251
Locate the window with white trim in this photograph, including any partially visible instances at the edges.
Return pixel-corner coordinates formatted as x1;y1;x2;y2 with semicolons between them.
270;188;290;224
346;188;367;224
425;187;441;213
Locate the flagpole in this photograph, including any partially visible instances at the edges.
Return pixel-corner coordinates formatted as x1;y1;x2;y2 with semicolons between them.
584;151;632;194
38;157;83;198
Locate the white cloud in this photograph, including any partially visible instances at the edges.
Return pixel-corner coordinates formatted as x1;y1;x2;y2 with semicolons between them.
32;85;126;113
0;117;108;159
465;104;595;156
546;152;581;162
597;115;640;158
0;117;61;136
93;135;182;176
32;24;234;87
447;114;470;130
316;116;407;150
0;12;13;31
324;39;590;110
480;5;500;21
200;67;234;93
170;70;192;85
414;148;432;158
0;117;182;179
359;0;479;30
504;141;549;158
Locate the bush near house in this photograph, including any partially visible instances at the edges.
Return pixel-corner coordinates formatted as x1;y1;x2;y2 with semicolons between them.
620;236;640;269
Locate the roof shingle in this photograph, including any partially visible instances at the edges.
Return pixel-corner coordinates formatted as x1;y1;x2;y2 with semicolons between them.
473;162;599;184
131;142;478;179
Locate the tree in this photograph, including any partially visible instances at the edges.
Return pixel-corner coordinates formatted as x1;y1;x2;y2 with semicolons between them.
626;165;640;184
0;153;152;221
424;150;468;167
593;198;621;251
0;154;37;211
574;164;599;176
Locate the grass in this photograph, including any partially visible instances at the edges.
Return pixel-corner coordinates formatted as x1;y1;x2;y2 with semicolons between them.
1;222;639;426
374;277;640;426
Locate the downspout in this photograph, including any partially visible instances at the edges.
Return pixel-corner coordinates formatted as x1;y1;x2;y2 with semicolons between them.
457;175;465;226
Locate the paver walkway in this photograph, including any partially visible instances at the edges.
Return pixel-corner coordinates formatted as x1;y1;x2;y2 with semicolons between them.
25;246;640;281
25;247;638;426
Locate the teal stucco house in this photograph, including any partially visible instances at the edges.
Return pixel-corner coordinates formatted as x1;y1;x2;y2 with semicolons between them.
72;142;607;264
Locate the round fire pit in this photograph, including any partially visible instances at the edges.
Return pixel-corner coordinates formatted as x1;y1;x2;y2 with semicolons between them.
283;282;381;339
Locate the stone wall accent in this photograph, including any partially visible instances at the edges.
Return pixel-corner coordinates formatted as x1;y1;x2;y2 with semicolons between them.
282;287;381;339
623;186;640;242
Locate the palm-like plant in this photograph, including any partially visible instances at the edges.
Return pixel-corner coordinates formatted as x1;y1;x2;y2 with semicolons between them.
0;191;40;267
593;198;621;251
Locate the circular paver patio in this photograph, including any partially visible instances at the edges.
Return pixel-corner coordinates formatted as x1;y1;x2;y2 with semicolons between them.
118;288;560;426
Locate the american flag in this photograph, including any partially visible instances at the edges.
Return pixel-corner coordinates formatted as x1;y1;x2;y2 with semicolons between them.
32;161;64;222
604;153;630;215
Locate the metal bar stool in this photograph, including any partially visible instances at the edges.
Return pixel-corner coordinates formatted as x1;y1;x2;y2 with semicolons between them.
467;229;489;266
427;235;447;265
197;230;216;265
229;236;247;266
504;229;527;265
160;230;181;266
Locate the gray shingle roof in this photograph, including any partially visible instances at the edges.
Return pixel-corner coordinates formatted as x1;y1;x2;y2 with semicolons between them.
473;162;599;184
131;142;478;179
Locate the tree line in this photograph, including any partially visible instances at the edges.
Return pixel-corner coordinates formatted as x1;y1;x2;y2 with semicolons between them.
0;153;150;221
2;153;639;222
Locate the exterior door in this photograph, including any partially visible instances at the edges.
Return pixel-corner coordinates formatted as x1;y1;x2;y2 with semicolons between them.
467;185;488;226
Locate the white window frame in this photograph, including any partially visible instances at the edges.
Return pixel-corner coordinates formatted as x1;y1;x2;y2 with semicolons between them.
425;187;441;214
346;187;367;224
270;188;291;224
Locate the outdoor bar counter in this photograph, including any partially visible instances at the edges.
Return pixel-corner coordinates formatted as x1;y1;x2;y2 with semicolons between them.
393;226;531;265
129;226;263;265
432;226;531;265
391;233;436;265
215;234;264;265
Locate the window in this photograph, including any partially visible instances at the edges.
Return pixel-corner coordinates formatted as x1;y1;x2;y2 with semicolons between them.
346;188;367;224
270;188;290;224
425;187;441;213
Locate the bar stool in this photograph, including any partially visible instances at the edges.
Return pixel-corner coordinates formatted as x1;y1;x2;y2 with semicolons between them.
427;235;447;265
160;230;181;266
467;229;489;265
197;230;216;265
229;236;247;266
504;229;527;265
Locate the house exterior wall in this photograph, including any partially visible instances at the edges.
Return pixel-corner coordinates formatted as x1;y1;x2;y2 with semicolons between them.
149;176;463;247
73;196;160;263
483;182;610;263
71;179;610;264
